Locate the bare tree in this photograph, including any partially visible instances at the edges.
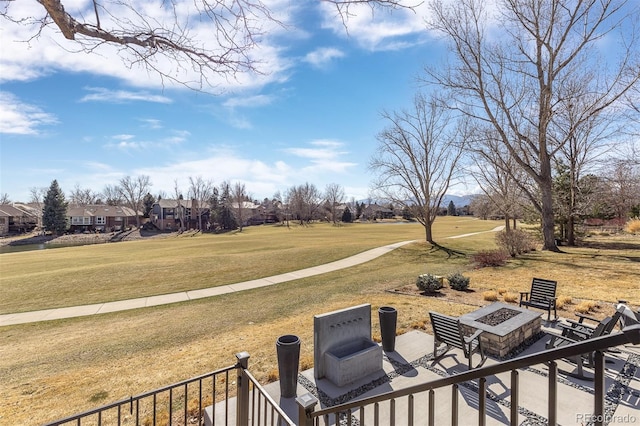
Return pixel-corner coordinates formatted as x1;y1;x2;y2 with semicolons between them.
2;1;413;91
173;179;185;233
428;0;640;251
102;184;124;205
188;176;214;231
69;184;100;207
369;92;466;244
324;183;346;225
117;175;152;227
551;89;619;245
0;193;10;204
469;130;530;231
230;181;248;231
286;183;322;226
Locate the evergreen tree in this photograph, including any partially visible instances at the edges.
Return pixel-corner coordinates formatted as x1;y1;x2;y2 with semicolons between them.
142;193;156;218
447;200;456;216
42;180;68;235
402;206;413;221
219;184;238;230
355;201;363;219
341;206;353;223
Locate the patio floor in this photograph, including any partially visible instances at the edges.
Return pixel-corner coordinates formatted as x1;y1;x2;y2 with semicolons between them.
211;321;640;425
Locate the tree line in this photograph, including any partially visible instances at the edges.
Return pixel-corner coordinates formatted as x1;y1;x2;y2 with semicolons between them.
32;177;384;236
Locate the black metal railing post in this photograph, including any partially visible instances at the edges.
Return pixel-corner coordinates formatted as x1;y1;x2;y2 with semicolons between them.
236;352;250;426
296;393;318;426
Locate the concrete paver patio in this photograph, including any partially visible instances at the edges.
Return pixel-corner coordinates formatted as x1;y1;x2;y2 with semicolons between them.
210;323;640;425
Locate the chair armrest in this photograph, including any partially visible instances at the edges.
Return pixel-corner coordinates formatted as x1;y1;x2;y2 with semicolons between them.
558;323;592;340
565;319;596;330
464;329;484;344
575;312;599;324
546;332;580;349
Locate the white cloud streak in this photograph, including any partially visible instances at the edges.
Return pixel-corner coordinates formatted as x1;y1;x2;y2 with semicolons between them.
0;91;58;135
80;87;173;104
304;47;345;68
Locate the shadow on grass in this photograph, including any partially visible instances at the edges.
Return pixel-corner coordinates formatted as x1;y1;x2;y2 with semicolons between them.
428;242;467;259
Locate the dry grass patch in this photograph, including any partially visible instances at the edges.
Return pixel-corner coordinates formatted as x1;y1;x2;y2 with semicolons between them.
483;291;499;301
502;292;518;303
575;300;599;314
556;295;573;310
1;229;638;425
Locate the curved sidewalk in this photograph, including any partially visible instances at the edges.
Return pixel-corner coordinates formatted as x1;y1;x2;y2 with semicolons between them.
0;240;417;327
0;226;506;327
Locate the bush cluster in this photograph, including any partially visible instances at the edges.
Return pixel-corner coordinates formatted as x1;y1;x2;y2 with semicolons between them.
416;274;443;293
447;272;470;291
625;218;640;234
495;229;536;257
472;250;509;267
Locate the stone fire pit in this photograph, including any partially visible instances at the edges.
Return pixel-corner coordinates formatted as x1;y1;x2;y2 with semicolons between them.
459;302;542;358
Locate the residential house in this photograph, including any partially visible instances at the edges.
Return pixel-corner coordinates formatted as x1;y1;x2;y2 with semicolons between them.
361;203;395;221
150;199;210;231
0;204;39;236
68;205;139;233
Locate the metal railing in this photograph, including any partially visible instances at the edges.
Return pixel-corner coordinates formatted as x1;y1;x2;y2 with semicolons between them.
297;324;640;426
43;352;295;426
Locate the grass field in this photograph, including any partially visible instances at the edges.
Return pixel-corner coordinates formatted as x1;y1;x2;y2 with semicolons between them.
0;217;638;425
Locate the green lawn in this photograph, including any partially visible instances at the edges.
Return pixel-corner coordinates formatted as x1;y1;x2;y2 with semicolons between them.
0;217;499;313
1;217;638;425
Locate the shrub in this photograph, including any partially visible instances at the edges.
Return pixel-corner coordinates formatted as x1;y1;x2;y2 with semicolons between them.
556;295;573;310
447;272;470;291
503;292;518;303
497;288;507;295
495;229;536;257
483;290;499;301
416;274;443;293
625;218;640;234
575;300;598;314
472;250;509;267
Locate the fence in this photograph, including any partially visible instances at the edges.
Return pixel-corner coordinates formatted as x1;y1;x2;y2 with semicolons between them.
43;352;294;426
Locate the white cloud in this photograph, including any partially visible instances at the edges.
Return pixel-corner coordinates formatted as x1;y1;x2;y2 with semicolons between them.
304;47;345;68
0;91;58;135
139;118;163;129
80;87;173;104
284;140;357;174
0;1;295;91
104;131;188;152
317;2;432;51
223;94;275;109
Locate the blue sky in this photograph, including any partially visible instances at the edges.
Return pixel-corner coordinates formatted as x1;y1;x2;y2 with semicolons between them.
1;1;460;203
1;1;636;204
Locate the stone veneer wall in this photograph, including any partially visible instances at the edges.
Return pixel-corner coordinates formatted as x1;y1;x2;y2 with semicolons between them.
460;316;541;358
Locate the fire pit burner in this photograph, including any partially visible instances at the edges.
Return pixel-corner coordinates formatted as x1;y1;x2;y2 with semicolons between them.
459;303;542;358
476;308;521;326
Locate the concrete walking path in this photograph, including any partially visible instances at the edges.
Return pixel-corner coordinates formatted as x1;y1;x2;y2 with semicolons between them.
0;226;506;327
1;240;417;327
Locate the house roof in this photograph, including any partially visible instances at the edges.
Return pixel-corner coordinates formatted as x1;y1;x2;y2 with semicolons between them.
0;204;37;217
68;205;139;217
156;199;207;209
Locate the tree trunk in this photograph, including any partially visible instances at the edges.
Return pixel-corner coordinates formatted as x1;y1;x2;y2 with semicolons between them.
425;223;434;244
504;215;511;231
512;217;517;229
567;215;575;246
540;178;560;252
